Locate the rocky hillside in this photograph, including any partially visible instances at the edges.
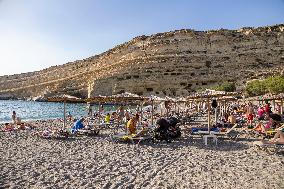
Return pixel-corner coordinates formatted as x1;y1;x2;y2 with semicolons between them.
0;24;284;100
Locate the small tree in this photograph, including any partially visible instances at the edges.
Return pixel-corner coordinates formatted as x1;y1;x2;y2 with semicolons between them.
213;82;236;92
265;76;284;94
245;75;284;96
246;80;266;96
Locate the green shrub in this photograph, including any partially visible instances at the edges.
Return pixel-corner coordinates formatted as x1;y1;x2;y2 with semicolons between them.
246;80;266;96
245;75;284;96
265;76;284;94
212;82;236;92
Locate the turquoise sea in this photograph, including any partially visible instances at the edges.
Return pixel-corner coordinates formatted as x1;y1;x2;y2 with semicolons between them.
0;100;118;123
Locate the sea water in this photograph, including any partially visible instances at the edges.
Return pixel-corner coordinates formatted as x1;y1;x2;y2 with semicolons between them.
0;100;119;123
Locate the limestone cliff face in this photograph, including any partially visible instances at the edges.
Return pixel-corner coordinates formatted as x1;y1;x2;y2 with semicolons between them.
0;24;283;99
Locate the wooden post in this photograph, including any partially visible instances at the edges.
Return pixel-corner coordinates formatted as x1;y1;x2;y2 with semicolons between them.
207;98;211;133
160;102;163;116
281;99;283;115
63;99;66;129
98;102;101;124
140;101;143;124
220;101;223;117
151;99;154;125
273;99;276;112
197;101;199;112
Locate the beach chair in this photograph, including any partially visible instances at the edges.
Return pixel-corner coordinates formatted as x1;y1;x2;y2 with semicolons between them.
76;129;100;136
35;129;69;139
190;124;240;144
253;141;284;155
210;124;240;141
111;127;153;144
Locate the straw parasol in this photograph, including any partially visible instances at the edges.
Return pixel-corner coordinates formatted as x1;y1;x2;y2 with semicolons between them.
48;94;83;128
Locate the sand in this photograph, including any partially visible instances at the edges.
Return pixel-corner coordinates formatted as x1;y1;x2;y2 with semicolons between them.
0;120;284;189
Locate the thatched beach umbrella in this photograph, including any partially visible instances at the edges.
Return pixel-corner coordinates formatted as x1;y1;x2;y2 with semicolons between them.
85;93;148;130
48;94;83;128
187;90;241;135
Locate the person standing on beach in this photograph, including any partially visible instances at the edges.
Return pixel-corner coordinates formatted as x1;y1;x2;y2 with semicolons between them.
87;104;93;117
12;111;17;124
117;106;125;123
246;102;254;128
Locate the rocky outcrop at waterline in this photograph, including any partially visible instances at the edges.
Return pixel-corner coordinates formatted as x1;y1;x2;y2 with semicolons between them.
0;24;283;100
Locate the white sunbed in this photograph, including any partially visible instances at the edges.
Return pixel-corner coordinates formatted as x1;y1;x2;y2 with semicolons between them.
253;140;284;154
111;129;153;144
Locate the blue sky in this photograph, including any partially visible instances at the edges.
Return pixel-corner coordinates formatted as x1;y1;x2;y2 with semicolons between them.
0;0;283;76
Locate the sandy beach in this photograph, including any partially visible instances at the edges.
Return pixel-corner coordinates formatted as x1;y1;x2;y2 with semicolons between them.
0;120;283;189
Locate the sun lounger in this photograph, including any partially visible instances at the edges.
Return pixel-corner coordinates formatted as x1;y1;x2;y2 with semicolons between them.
210;124;240;141
190;124;240;143
35;130;69;139
76;129;99;136
253;141;284;154
111;128;153;144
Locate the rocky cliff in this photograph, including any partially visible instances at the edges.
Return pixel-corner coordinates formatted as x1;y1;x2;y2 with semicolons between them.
0;24;284;100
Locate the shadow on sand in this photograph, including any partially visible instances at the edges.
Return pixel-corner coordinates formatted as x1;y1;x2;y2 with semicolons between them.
114;134;251;151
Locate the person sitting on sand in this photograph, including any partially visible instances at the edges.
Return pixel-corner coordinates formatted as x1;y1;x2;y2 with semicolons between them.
18;123;26;130
3;123;14;131
254;115;282;135
227;113;236;125
126;114;139;135
67;112;73;122
16;117;22;125
71;118;85;133
111;112;118;122
105;113;111;123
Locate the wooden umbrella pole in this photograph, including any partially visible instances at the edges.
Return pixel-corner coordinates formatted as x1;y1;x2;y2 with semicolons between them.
98;102;101;124
140;101;143;125
207;97;211;134
151;99;154;125
63;99;66;129
273;99;276;112
160;102;163;116
281;99;283;115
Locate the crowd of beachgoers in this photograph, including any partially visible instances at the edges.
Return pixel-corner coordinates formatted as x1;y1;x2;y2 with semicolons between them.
1;100;284;188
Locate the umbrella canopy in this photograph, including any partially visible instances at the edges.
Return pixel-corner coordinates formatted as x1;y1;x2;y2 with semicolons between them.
149;95;165;101
47;94;83;103
111;92;141;98
47;94;83;128
86;95;147;104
